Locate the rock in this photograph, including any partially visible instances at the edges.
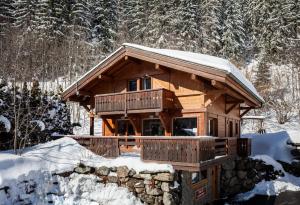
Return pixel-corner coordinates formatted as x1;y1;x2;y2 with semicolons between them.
74;165;91;174
237;171;247;179
119;177;129;183
222;161;235;170
134;181;145;188
135;187;145;194
229;176;239;187
128;169;136;177
224;170;233;179
96;166;110;176
155;196;163;205
146;186;163;196
144;180;154;185
163;192;175;205
139;193;155;204
154;173;173;182
161;182;170;192
134;173;152;180
117;166;130;178
110;166;117;172
107;176;118;183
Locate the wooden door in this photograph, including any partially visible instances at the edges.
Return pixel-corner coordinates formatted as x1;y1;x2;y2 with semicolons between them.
211;165;220;201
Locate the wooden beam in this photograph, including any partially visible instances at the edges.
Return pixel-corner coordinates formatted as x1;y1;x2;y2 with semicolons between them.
225;103;239;114
191;73;198;81
128;115;141;135
240;107;251;117
98;74;112;80
102;118;115;134
205;92;223;107
211;80;225;89
76;90;91;97
155;63;160;70
81;104;90;112
159;112;172;136
124;55;129;61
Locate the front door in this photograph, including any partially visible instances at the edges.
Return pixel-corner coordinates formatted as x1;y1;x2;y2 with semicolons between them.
143;119;165;136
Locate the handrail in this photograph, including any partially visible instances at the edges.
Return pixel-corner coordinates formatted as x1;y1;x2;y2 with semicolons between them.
94;88;167;97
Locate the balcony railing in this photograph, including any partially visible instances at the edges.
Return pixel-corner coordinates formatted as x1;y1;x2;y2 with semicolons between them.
95;88;174;115
68;136;250;171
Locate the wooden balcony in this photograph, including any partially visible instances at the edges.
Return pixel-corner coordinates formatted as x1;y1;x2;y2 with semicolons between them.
95;88;174;115
68;136;250;171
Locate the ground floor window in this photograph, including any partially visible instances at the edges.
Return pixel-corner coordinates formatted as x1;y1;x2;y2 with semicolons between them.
117;120;135;136
173;117;197;136
208;117;218;137
143;119;164;136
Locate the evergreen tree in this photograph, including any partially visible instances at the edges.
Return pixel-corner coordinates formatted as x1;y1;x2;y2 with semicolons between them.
145;0;177;48
255;57;271;93
92;0;118;53
129;0;148;43
221;0;246;62
200;0;222;56
175;0;201;51
0;0;15;36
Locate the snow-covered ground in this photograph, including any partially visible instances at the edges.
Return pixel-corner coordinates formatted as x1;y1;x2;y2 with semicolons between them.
237;128;300;201
0;137;173;205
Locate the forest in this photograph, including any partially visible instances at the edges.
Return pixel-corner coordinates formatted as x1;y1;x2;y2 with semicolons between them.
0;0;299;141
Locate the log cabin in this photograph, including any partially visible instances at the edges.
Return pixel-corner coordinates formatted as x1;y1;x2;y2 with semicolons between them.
62;43;263;204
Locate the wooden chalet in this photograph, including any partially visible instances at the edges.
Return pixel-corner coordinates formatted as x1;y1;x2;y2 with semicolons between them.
62;43;263;204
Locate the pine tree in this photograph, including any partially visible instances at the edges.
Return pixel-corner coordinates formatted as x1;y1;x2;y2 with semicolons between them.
200;0;222;56
129;0;148;43
0;0;15;36
221;0;246;62
92;0;118;53
145;0;176;48
255;57;271;93
175;0;201;51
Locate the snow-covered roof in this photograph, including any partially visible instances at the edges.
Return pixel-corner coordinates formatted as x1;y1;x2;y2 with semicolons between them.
63;43;263;104
123;43;264;103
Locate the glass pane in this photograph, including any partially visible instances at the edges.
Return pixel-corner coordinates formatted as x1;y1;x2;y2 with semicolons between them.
143;119;164;136
128;79;137;91
208;118;218;136
173;118;197;136
117;120;135;136
142;77;151;90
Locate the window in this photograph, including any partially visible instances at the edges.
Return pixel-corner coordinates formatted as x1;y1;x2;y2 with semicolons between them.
117;120;135;136
141;77;151;90
229;121;233;137
208;118;218;137
173;118;197;136
235;122;239;136
128;79;137;91
143;119;165;136
191;170;207;184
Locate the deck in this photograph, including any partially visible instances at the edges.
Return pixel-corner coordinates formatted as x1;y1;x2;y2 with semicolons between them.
67;135;251;171
95;88;175;115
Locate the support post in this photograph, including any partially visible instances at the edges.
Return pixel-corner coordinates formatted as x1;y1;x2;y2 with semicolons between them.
89;112;94;136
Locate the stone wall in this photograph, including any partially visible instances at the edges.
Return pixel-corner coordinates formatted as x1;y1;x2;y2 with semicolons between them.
220;157;284;196
0;163;180;205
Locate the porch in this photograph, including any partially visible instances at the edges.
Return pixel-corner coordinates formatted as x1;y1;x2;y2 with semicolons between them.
67;135;251;171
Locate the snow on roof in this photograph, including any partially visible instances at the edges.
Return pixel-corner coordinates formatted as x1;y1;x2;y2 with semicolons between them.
123;43;264;103
242;115;266;120
0;115;11;132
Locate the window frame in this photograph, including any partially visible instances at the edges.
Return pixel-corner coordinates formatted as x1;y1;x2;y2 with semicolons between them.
172;117;198;136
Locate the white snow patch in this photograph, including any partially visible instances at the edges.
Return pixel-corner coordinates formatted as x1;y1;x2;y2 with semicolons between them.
30;120;45;131
236;154;300;201
242;131;294;163
0;115;11;132
0;137;173;186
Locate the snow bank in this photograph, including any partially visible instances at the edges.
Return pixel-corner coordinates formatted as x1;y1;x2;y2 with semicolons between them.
0;115;11;132
242;131;293;163
236;154;300;201
0;137;173;185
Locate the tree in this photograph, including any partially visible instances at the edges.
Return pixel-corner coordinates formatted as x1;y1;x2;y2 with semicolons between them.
0;0;15;36
175;0;201;51
200;0;222;56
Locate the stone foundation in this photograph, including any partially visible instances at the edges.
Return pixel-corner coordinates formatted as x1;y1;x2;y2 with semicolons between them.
221;157;284;196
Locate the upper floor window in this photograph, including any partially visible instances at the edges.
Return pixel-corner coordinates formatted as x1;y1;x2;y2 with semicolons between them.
141;76;151;90
128;79;137;91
